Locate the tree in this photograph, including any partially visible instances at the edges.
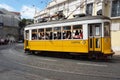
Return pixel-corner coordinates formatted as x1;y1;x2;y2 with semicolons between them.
19;18;27;28
18;18;34;41
19;18;34;28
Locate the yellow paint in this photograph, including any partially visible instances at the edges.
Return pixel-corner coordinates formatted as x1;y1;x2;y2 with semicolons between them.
89;37;113;55
102;37;112;54
24;38;113;55
24;40;88;53
24;40;29;49
89;38;102;51
89;38;93;51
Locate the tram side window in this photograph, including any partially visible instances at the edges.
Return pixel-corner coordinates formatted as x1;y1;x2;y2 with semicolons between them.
38;29;44;40
32;29;38;40
53;27;61;40
63;26;71;39
73;25;83;39
104;22;110;36
46;28;52;40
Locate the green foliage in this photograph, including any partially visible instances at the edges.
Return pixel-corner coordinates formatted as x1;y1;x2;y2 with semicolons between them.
19;18;34;28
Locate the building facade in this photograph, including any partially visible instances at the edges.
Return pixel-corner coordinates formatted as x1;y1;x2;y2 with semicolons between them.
34;0;120;51
0;8;20;41
110;0;120;51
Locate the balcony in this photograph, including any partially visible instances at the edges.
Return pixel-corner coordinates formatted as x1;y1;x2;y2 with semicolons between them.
34;9;48;18
47;0;67;8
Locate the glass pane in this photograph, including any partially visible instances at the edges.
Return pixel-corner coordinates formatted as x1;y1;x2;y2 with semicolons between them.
38;32;45;40
40;32;53;40
95;23;101;36
118;5;120;16
63;26;71;30
104;22;110;36
95;27;100;36
73;25;82;29
111;0;120;17
38;29;44;32
25;30;29;40
32;29;38;40
96;38;100;48
53;31;61;39
72;30;83;39
86;3;93;15
89;24;93;36
45;32;50;40
73;25;83;39
46;28;52;32
63;31;71;39
32;34;37;40
32;29;37;33
54;27;61;31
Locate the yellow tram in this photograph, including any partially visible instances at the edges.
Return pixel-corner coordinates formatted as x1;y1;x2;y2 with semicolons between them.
24;16;114;58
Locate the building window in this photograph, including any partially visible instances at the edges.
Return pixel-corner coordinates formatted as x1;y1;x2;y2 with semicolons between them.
111;0;120;17
86;3;93;15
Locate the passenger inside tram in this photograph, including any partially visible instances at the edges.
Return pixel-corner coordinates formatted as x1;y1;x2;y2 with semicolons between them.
50;32;53;40
66;31;71;39
73;30;83;39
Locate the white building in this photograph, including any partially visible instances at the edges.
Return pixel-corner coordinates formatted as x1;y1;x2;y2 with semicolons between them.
34;0;120;51
34;0;104;23
0;8;20;41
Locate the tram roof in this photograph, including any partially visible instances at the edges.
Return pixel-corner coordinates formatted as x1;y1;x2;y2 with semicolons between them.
26;16;110;28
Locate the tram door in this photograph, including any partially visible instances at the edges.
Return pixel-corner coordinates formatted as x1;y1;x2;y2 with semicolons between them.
88;24;102;52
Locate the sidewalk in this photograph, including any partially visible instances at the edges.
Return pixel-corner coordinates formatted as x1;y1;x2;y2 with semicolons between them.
114;51;120;56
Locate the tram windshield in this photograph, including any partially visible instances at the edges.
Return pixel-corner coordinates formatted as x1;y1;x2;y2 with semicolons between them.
25;30;29;40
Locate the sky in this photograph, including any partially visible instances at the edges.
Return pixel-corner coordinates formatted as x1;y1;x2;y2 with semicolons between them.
0;0;51;19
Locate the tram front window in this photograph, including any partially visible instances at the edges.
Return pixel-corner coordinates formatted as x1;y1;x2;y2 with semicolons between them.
25;30;29;40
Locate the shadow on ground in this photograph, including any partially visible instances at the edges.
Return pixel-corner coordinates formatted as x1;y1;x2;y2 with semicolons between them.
28;51;120;63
